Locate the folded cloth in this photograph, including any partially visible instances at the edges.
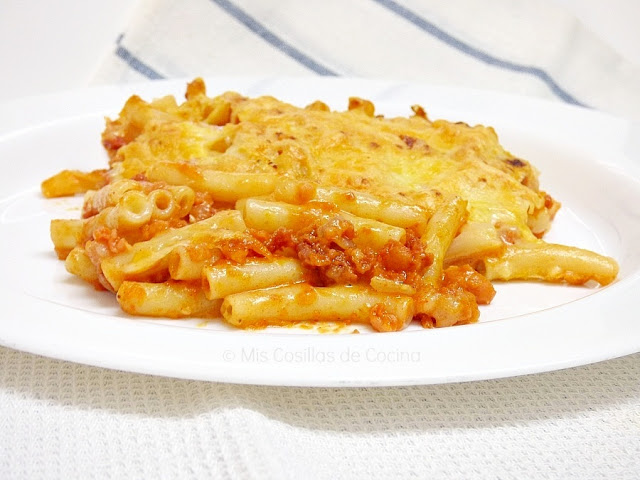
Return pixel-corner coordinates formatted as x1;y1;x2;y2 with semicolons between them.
90;0;640;120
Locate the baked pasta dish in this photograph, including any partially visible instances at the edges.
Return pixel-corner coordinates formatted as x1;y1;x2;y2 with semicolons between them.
41;78;619;332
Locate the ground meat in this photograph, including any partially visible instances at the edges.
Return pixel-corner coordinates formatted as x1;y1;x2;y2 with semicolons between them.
443;264;496;304
92;227;129;254
189;192;217;222
364;229;432;291
415;284;480;328
369;303;405;332
253;217;431;288
218;236;272;263
294;218;363;284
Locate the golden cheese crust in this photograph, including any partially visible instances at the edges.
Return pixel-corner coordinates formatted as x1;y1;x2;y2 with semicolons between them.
104;78;558;243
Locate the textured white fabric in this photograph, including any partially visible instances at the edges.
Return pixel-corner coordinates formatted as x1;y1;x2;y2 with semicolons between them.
3;1;640;478
1;346;639;479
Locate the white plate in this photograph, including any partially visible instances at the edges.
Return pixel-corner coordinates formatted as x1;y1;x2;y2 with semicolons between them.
1;77;639;387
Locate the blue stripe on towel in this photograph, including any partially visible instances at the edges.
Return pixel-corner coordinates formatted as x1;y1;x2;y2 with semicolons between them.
209;0;338;76
115;36;165;80
373;0;586;107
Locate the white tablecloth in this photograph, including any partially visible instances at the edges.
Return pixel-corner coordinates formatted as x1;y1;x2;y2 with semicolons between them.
2;1;639;478
2;347;639;478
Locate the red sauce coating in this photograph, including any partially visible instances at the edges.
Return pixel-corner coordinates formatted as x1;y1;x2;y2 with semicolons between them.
443;265;496;305
93;227;129;254
190;192;217;221
369;304;404;332
253;217;431;288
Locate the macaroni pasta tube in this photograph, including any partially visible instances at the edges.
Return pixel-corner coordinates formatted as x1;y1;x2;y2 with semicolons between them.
221;284;414;332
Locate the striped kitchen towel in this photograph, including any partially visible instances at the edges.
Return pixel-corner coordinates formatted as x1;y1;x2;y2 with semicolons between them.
90;0;640;119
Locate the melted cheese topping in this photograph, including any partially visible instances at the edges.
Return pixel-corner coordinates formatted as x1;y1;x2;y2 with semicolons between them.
104;79;558;243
